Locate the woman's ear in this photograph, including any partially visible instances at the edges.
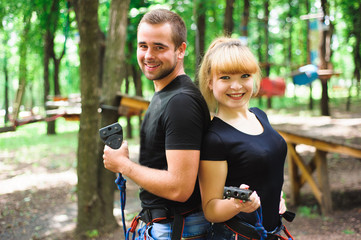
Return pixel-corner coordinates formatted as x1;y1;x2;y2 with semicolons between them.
208;79;213;90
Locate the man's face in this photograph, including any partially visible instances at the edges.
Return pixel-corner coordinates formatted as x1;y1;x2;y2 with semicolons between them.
137;23;180;81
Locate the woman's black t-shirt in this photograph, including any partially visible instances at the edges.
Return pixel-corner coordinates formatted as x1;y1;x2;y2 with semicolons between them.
200;107;287;231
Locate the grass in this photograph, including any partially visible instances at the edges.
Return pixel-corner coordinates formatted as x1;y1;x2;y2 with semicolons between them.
1;118;79;150
0;118;79;170
0;116;141;171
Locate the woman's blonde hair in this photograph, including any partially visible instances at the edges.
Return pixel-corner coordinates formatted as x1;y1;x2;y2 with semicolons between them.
198;37;261;113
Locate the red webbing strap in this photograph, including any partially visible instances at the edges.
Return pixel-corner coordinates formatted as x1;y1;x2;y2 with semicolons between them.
128;215;141;233
274;225;295;240
282;225;294;240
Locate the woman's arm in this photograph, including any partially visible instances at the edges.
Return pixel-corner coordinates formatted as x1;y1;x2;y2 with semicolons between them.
198;160;260;223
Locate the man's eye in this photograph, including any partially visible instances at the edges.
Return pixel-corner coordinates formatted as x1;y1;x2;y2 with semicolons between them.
139;45;147;49
155;46;164;50
220;76;230;80
241;74;251;78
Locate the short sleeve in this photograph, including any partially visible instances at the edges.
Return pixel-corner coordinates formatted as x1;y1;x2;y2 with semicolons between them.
163;93;206;150
200;131;227;161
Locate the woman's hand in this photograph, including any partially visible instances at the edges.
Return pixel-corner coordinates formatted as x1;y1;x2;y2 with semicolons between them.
279;191;287;214
233;184;261;213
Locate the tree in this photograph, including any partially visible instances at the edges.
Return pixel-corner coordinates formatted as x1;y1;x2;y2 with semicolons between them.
74;0;130;237
73;0;103;237
319;0;334;116
224;0;235;36
241;0;250;38
41;0;67;135
2;25;10;124
193;0;206;83
98;0;130;231
337;1;361;109
12;13;31;124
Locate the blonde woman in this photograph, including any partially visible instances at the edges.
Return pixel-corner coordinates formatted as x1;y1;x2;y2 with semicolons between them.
198;37;293;240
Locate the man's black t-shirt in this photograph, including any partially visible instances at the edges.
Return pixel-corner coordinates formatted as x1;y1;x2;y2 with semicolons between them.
139;74;210;210
200;107;287;231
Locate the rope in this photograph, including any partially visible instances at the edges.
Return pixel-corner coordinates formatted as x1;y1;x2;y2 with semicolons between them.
115;173;127;237
255;206;267;240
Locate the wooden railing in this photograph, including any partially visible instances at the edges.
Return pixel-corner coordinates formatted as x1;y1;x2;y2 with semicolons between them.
275;128;361;215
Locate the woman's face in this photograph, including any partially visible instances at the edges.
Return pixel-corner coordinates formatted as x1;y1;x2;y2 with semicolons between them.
209;72;254;112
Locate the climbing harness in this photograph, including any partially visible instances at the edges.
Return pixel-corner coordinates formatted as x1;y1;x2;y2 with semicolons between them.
124;205;202;240
225;206;295;240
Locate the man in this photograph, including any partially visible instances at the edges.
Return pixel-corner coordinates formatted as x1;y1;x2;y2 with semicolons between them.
103;9;210;240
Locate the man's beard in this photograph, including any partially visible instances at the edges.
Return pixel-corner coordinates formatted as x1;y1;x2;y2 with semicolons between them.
143;55;178;81
150;63;177;81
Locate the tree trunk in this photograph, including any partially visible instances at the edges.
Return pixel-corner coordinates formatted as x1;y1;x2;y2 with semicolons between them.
124;68;132;139
13;15;31;124
98;0;130;232
319;0;333;116
224;0;235;36
194;0;206;84
352;5;361;98
43;0;61;135
44;29;56;135
4;49;9;124
264;1;272;108
74;0;103;237
241;0;250;37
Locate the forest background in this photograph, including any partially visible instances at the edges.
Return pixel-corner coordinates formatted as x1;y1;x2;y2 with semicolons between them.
1;0;361;239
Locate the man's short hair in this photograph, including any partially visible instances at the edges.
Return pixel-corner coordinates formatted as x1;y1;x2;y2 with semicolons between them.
139;9;187;49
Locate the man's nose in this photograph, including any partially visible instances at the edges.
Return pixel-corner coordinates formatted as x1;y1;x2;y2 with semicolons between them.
144;48;154;59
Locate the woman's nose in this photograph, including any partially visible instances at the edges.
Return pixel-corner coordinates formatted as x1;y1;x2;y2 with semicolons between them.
230;80;242;90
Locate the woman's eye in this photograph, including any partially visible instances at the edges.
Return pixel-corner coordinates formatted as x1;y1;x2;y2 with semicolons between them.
220;76;230;80
241;74;251;78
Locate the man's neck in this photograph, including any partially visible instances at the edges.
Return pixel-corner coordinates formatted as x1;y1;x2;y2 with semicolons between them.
153;69;185;92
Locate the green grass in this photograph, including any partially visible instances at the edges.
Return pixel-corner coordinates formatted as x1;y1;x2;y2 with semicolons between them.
1;118;79;150
0;118;80;169
296;205;320;219
0;116;141;171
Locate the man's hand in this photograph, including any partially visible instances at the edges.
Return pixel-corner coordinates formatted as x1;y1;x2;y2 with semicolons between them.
103;140;130;173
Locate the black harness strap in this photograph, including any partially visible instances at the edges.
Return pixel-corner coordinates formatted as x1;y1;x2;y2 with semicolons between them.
171;211;185;240
224;212;296;240
225;217;261;239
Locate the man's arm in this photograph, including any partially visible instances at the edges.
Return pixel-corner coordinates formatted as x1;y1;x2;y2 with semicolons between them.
103;142;200;202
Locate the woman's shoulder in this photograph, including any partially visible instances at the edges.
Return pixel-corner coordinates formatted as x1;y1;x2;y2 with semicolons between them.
250;107;267;117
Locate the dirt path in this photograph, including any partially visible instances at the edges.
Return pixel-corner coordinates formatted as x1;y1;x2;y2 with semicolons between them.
1;153;360;240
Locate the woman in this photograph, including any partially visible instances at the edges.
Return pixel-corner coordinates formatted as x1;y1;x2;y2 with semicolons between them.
198;37;293;240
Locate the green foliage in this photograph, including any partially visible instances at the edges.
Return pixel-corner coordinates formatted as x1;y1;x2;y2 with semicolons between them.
86;229;99;238
1;0;360;115
297;205;319;219
343;229;355;235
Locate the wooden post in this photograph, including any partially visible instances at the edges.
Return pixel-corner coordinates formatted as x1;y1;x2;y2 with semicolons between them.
315;150;333;215
287;143;300;205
